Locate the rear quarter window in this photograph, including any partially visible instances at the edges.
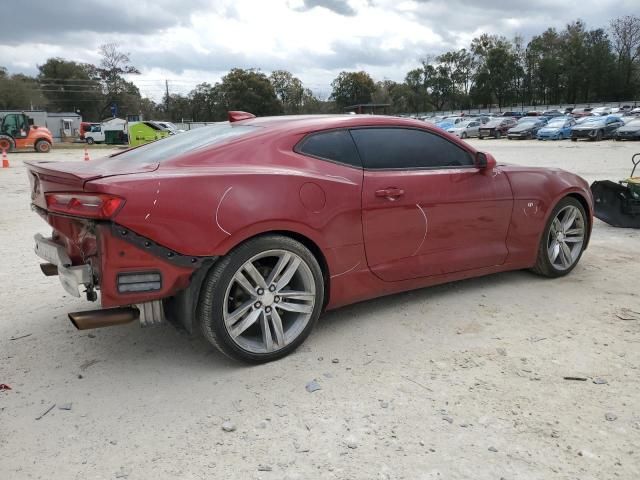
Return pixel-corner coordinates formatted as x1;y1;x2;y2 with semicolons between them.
296;129;361;167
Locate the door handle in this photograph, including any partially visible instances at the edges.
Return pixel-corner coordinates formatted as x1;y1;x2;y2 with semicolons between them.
375;187;405;199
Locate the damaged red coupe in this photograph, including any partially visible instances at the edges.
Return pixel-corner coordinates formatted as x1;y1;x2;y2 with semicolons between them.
27;112;593;362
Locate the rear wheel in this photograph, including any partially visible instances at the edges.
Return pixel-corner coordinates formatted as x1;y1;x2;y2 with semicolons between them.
532;197;587;278
34;139;51;153
571;137;577;142
86;137;95;145
0;135;14;152
595;130;603;141
198;235;324;363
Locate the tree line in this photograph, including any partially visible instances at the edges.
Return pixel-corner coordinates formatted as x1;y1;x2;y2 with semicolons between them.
1;15;638;122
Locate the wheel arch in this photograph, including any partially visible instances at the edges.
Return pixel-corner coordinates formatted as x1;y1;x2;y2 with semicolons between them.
165;229;331;335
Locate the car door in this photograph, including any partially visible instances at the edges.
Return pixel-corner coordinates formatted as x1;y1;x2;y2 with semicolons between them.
352;127;513;282
468;121;480;137
605;118;622;137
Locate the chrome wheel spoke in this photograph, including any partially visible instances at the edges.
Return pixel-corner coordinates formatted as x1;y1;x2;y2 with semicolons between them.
564;236;583;243
559;242;572;267
565;227;583;236
260;313;274;352
229;309;261;338
562;208;578;230
270;309;285;347
233;271;256;295
243;262;267;290
266;252;292;286
275;257;302;291
276;301;313;314
278;290;315;300
548;240;560;263
225;299;254;327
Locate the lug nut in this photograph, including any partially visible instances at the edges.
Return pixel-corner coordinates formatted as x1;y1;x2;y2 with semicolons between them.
274;296;280;303
254;301;262;308
257;288;264;295
265;306;272;313
269;285;276;292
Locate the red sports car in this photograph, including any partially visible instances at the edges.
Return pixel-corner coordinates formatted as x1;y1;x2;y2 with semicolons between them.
27;112;593;362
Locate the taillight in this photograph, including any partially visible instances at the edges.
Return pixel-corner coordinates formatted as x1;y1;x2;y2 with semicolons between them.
45;193;125;219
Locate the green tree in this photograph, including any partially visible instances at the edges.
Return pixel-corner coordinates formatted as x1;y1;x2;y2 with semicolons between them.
216;68;282;116
0;68;46;110
37;58;102;119
609;15;640;99
330;71;376;110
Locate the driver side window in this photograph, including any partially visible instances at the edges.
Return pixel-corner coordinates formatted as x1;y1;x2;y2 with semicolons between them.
349;127;474;169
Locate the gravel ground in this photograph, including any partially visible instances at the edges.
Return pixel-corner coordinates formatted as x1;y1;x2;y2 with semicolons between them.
1;140;639;480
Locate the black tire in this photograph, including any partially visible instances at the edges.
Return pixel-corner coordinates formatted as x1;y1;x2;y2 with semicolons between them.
0;135;15;152
461;132;467;139
34;139;51;153
496;131;502;139
85;137;95;145
571;137;577;142
198;235;324;363
531;197;587;278
595;130;603;141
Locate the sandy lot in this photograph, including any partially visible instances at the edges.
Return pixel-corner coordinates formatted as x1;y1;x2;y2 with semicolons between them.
1;140;639;480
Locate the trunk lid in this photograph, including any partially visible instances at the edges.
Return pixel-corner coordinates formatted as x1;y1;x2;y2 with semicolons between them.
26;159;158;209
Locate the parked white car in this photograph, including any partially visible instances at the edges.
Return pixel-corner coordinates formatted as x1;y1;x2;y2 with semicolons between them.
447;120;481;139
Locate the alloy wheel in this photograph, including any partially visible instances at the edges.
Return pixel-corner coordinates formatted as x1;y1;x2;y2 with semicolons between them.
223;249;316;354
546;205;585;271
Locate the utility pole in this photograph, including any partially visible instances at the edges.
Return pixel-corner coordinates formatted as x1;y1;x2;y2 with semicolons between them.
165;80;170;119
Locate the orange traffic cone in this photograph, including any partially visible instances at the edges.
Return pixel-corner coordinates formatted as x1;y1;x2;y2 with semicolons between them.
83;146;90;162
2;149;8;168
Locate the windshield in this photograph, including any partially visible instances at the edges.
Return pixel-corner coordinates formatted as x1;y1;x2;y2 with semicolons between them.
547;120;567;128
108;123;258;165
484;120;503;127
579;117;604;125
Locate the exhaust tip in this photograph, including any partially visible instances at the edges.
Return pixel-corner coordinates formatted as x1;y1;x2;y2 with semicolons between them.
40;263;59;276
68;307;139;330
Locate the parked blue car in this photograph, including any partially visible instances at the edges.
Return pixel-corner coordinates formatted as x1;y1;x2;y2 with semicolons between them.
537;117;576;140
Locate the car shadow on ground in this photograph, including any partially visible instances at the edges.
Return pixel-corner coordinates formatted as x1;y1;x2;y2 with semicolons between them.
12;268;549;376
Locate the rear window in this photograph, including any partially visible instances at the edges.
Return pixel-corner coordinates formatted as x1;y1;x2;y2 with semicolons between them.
110;123;257;165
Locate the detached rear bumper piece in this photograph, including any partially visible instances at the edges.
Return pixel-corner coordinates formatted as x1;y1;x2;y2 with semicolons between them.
591;180;640;228
34;234;92;297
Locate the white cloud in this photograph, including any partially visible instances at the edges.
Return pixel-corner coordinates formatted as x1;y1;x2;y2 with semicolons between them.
0;0;637;100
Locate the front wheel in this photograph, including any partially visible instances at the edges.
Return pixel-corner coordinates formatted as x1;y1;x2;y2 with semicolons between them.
34;140;51;153
198;235;324;363
532;197;587;278
461;132;467;139
85;137;95;145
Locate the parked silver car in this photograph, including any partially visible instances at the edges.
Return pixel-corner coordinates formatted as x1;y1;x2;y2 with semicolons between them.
447;120;481;139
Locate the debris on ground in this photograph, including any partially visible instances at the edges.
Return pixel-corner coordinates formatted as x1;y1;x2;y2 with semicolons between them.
257;465;272;471
305;380;321;393
221;421;236;432
563;376;588;381
58;403;72;411
35;404;56;420
331;358;339;364
9;333;32;341
442;416;454;424
80;359;100;371
488;446;498;452
615;308;640;321
605;413;618;422
593;378;608;385
0;384;11;391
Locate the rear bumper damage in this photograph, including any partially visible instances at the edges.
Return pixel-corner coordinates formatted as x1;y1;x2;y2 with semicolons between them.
33;211;217;331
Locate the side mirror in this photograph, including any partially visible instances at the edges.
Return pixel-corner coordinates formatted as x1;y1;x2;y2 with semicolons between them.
476;152;496;170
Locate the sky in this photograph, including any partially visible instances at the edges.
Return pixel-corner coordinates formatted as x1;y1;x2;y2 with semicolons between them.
0;0;638;101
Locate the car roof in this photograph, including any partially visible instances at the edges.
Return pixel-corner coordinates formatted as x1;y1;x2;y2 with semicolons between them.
237;114;441;133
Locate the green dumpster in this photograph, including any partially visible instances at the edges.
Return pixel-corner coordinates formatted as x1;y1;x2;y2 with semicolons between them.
128;121;170;147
